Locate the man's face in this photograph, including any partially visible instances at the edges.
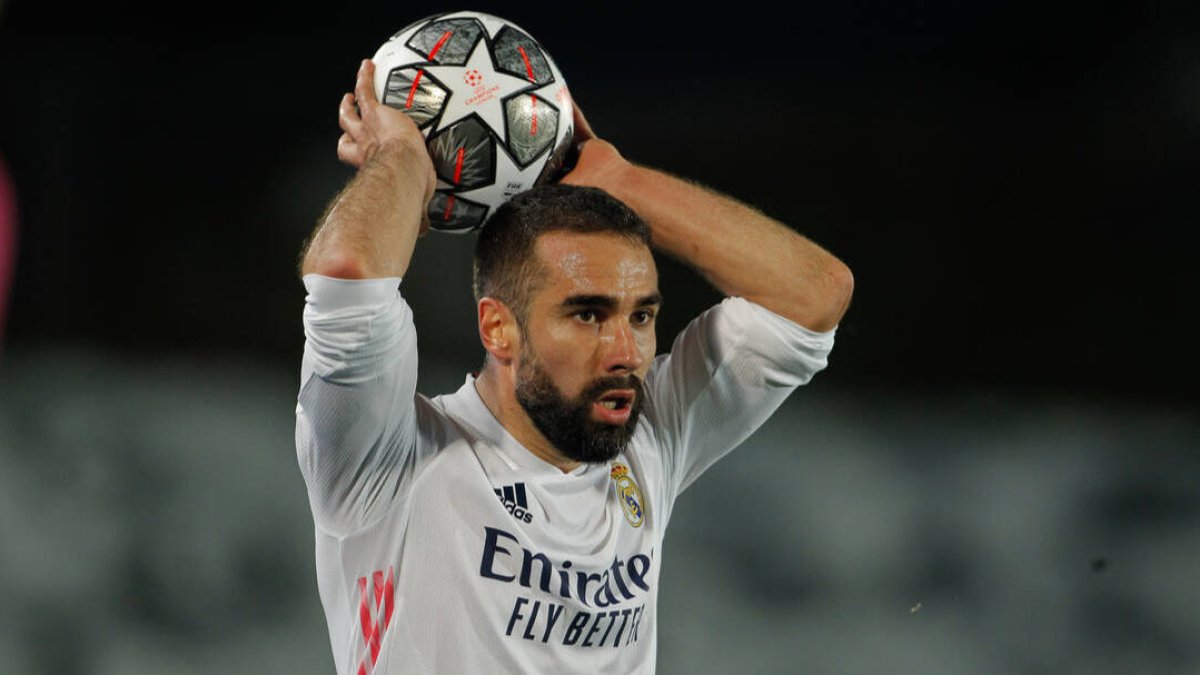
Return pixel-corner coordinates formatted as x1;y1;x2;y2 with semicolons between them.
513;231;661;465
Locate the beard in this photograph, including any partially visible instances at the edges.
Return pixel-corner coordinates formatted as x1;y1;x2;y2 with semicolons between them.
515;350;644;465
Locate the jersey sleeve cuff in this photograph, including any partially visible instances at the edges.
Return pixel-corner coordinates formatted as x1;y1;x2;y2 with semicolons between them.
302;274;404;313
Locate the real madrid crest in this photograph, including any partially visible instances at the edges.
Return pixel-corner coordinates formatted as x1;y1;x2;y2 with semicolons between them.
610;463;645;528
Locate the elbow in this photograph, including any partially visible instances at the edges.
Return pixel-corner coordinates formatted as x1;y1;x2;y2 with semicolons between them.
795;259;854;333
823;259;855;329
301;249;373;280
833;260;855;310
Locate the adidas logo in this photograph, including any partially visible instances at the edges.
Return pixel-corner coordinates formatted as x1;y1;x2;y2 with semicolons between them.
494;482;533;523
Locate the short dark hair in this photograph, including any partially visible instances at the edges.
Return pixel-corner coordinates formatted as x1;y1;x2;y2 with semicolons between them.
472;184;651;323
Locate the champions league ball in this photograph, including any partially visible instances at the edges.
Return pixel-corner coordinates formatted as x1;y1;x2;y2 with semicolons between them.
371;11;576;233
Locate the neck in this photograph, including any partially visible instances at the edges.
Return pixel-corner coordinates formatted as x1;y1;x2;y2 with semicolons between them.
474;362;582;474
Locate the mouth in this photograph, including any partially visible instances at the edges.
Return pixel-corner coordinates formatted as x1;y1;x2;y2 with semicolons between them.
592;389;636;424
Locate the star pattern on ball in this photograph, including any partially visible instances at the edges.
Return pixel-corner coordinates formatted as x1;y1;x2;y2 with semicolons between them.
424;37;537;137
437;10;511;39
373;40;425;76
526;80;573;119
453;143;547;211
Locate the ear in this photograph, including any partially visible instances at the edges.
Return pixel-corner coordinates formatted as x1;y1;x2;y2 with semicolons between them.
478;297;520;363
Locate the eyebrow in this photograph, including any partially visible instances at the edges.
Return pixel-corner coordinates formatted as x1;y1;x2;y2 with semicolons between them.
560;292;664;311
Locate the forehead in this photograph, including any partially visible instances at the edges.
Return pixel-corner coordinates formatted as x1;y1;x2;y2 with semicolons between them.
531;231;658;300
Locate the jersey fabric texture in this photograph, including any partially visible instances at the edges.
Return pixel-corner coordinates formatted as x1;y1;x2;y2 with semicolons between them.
295;274;836;675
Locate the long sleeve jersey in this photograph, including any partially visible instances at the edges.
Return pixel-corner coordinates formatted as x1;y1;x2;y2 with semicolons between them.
295;274;835;674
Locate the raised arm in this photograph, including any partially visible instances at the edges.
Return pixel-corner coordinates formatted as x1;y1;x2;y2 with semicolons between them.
300;59;436;280
294;60;437;535
561;105;853;332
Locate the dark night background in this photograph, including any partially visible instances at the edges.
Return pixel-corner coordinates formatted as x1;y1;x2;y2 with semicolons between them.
1;1;1198;674
2;0;1197;400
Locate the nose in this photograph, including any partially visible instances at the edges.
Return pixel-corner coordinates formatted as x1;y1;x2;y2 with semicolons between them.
602;318;644;373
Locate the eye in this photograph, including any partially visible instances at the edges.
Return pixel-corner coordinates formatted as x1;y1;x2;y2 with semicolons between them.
631;309;656;326
574;309;599;324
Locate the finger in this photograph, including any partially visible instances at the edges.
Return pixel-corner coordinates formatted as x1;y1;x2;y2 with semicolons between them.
354;59;378;112
336;132;354;162
337;133;363;167
338;93;361;134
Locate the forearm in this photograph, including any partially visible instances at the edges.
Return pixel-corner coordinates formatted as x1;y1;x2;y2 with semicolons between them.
302;144;427;280
600;162;854;332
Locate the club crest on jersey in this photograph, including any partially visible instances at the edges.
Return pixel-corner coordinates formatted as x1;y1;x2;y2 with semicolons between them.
610;463;645;528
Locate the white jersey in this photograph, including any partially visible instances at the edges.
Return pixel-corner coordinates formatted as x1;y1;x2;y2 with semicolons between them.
295;274;835;675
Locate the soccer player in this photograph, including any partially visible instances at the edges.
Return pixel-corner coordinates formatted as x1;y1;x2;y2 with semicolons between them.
296;59;853;674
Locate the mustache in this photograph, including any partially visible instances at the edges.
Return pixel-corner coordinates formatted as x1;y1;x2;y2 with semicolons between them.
580;374;644;402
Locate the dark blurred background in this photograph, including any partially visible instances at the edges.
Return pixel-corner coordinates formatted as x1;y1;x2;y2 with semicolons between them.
1;1;1198;674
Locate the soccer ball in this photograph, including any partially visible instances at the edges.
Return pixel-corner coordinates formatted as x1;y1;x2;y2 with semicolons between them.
371;10;576;233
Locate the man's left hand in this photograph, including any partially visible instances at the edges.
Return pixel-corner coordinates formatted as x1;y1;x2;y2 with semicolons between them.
560;95;631;189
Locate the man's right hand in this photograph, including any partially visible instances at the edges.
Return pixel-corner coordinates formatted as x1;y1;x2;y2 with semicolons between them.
337;59;436;217
299;59;438;278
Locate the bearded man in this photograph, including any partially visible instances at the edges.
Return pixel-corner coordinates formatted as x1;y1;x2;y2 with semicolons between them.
295;59;853;675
